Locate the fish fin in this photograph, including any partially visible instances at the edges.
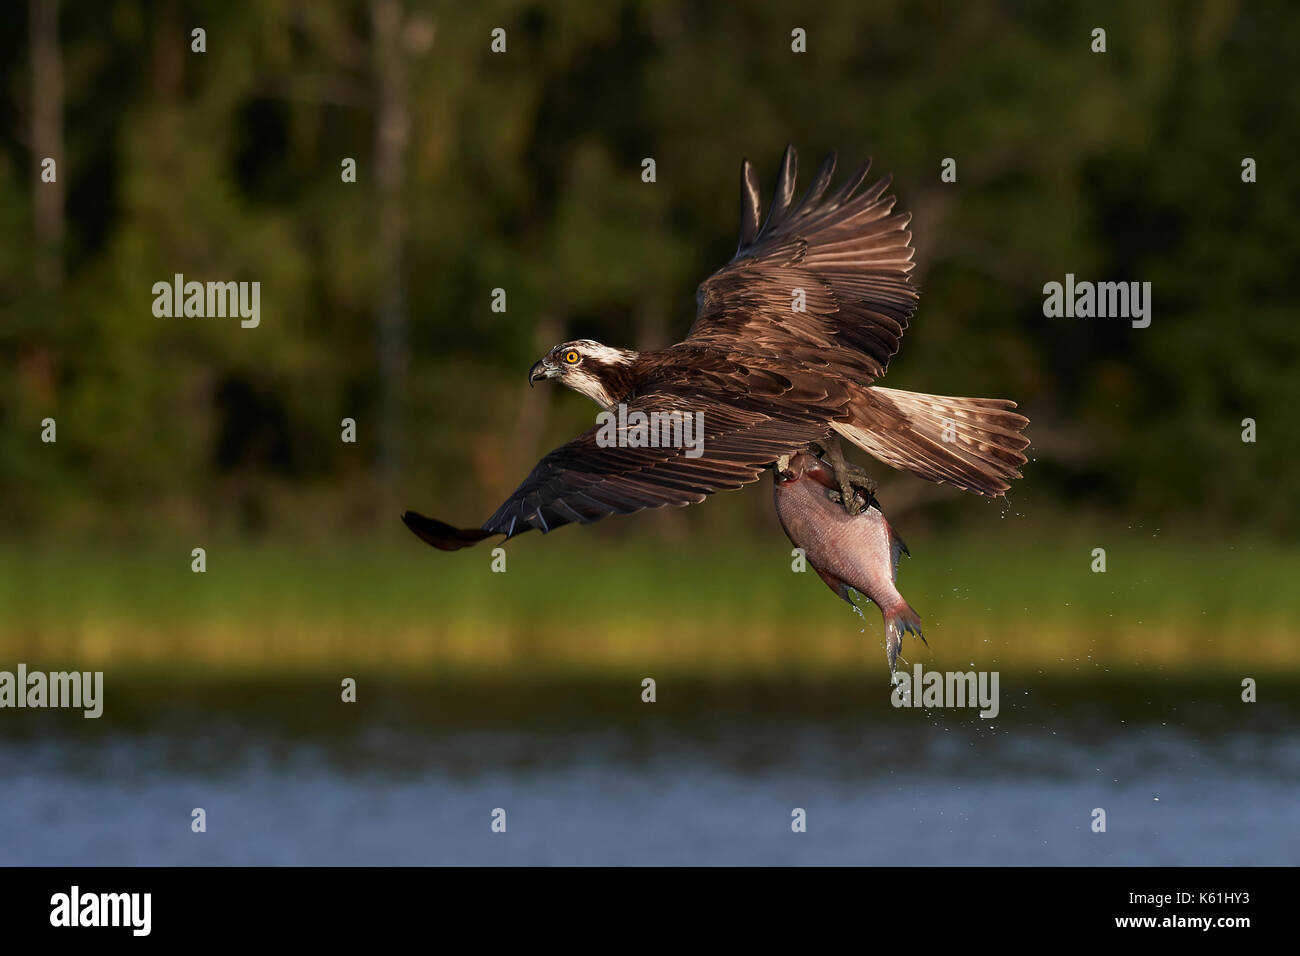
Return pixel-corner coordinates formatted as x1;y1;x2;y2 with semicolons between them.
884;600;924;673
885;517;910;580
814;566;855;604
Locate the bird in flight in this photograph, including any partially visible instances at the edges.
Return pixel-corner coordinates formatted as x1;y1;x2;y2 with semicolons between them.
403;145;1029;551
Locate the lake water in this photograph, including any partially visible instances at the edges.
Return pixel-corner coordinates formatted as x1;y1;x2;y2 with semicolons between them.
1;674;1295;865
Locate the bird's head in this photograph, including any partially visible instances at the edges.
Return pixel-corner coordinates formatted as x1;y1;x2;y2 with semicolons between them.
528;339;639;409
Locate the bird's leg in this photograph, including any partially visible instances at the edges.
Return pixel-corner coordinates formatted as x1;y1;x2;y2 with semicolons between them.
841;461;878;501
820;435;868;516
805;439;878;514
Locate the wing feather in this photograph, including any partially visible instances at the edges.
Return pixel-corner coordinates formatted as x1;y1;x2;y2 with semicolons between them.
687;146;918;386
404;376;838;549
738;160;762;249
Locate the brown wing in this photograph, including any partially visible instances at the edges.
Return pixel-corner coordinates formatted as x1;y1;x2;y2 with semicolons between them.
402;378;840;551
686;145;918;385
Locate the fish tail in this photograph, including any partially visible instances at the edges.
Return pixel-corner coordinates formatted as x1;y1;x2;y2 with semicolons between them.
884;600;925;673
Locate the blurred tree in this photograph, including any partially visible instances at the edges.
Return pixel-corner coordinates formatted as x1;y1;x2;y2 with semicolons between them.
0;0;1295;539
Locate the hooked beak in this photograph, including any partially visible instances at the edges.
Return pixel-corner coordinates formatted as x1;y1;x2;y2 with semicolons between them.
528;359;550;387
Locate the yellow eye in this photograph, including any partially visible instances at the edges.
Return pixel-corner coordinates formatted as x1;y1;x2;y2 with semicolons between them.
563;350;580;364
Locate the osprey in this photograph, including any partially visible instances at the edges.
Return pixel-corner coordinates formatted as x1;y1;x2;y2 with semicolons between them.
404;146;1029;551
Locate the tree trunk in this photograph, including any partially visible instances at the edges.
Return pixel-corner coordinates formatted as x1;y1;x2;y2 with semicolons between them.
30;0;64;290
371;0;410;510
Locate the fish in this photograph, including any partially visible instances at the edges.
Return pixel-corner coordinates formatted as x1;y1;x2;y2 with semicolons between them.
773;451;925;676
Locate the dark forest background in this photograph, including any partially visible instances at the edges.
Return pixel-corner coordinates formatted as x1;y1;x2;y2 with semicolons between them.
2;0;1296;546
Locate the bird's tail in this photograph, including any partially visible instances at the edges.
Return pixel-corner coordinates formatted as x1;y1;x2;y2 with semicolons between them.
832;386;1030;496
884;599;925;675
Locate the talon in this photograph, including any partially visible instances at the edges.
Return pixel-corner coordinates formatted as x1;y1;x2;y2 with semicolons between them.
840;479;862;515
820;434;871;516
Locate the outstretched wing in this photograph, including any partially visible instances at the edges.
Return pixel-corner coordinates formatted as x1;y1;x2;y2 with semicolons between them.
686;145;918;385
403;380;840;551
